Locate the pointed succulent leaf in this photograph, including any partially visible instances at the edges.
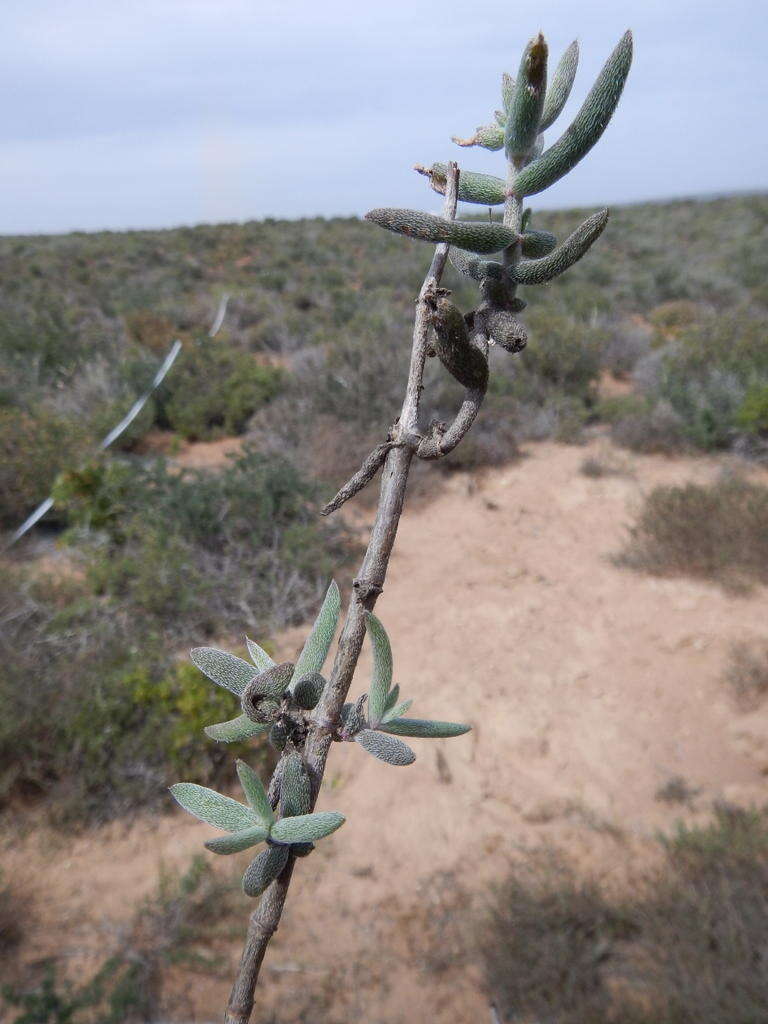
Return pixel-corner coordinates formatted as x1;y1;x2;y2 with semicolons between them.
169;783;256;832
494;108;506;127
204;824;270;855
417;162;505;206
380;699;413;724
279;752;312;818
540;39;579;130
245;637;276;672
289;581;340;690
365;209;516;255
514;208;608;284
379;717;471;739
513;30;633;197
243;662;294;700
501;72;515;113
355;729;416;766
293;671;326;710
521;229;557;258
204;715;269;744
190;647;256;696
449;247;505;283
242;845;289;897
505;33;548;163
270;811;345;845
236;759;274;826
452;123;504;151
383;683;401;713
366;612;393;726
339;696;366;739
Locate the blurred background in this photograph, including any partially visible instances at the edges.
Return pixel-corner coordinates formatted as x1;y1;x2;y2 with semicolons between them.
1;2;768;1022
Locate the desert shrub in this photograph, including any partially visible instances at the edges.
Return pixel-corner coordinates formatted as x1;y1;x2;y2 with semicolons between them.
52;446;349;635
735;382;768;437
156;341;284;440
1;857;237;1024
723;639;768;712
609;398;687;453
0;408;88;527
0;560;277;822
621;308;768;451
0;873;24;956
482;849;639;1024
482;804;768;1024
601;318;652;376
616;474;768;590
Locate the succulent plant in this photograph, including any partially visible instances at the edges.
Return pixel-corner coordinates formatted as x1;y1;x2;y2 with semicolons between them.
190;580;340;749
170;758;344;896
170;33;635;1017
365;30;633;386
337;612;470;766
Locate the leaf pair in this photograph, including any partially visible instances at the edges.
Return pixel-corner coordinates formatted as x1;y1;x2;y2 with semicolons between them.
342;613;470;767
191;581;340;744
170;757;344;898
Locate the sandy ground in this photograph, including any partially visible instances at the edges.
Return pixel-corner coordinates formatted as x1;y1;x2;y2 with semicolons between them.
4;437;768;1023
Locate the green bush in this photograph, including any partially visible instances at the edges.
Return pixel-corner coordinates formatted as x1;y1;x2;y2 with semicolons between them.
616;474;768;591
157;341;284;439
0;408;88;527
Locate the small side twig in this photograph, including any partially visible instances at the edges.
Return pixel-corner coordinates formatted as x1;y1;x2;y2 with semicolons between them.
320;437;403;516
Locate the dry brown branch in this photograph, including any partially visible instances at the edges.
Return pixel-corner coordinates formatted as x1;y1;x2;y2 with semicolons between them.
223;162;462;1024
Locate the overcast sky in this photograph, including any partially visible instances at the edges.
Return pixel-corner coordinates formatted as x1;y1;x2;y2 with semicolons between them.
1;0;766;234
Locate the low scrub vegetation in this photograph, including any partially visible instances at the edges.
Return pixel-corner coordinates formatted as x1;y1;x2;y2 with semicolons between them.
1;857;237;1024
724;639;768;712
616;474;768;591
482;803;768;1024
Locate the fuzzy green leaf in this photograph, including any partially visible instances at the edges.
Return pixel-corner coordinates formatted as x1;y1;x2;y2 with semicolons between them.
355;729;416;766
383;683;401;713
419;162;505;206
379;718;471;739
204;824;270;855
380;699;413;724
540;40;579;131
270;811;345;844
190;647;257;696
514;31;632;197
521;229;557;258
245;637;276;672
293;671;326;710
289;581;340;690
452;123;504;151
449;247;505;283
169;783;256;832
236;759;274;826
505;33;548;162
514;208;608;284
204;714;268;744
366;612;393;726
242;845;289;897
501;72;515;113
279;752;312;818
365;209;516;255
